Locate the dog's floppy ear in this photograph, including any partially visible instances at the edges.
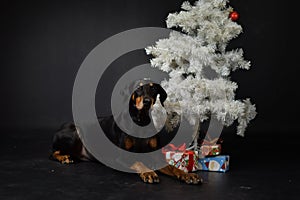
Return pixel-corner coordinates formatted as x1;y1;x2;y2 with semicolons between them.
154;83;167;107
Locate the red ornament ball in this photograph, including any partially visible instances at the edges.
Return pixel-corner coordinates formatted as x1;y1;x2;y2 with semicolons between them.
229;11;239;21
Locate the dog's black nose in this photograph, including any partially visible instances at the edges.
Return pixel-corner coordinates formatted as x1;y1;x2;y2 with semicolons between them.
143;98;151;105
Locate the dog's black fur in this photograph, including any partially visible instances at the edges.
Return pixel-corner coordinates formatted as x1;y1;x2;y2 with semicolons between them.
50;81;202;184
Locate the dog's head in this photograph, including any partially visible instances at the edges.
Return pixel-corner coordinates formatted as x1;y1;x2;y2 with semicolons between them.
129;81;167;126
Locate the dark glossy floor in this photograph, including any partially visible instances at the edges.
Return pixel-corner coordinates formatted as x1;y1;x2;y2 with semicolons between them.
0;129;299;200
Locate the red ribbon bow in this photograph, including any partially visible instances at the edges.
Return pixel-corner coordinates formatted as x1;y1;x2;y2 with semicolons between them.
200;137;222;157
202;138;219;145
200;135;223;145
161;143;186;154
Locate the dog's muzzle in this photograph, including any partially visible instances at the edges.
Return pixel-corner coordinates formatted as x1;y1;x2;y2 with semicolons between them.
143;97;152;108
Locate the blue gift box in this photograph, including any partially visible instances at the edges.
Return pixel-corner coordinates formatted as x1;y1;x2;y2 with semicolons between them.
198;155;230;172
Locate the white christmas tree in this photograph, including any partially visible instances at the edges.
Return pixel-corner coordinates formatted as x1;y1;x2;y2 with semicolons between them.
147;0;257;145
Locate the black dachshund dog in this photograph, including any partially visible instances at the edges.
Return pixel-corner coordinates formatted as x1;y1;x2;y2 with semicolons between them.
50;81;202;184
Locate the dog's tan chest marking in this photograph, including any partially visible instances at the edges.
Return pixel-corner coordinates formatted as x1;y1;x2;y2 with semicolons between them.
124;137;134;150
148;137;157;149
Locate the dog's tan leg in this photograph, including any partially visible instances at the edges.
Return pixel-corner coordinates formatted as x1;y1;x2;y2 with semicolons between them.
159;164;202;184
52;151;74;164
130;161;160;183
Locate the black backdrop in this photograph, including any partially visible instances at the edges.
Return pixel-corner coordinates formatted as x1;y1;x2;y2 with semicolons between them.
1;0;297;136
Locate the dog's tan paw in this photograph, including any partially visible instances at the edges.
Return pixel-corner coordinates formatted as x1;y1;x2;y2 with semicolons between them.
140;171;160;183
177;173;203;184
60;155;74;164
52;151;74;164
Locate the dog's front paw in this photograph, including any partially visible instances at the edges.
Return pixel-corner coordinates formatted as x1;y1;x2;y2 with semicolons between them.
177;173;203;184
140;171;160;183
52;151;74;164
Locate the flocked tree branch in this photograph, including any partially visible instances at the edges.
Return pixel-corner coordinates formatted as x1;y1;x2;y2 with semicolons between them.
147;0;257;137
